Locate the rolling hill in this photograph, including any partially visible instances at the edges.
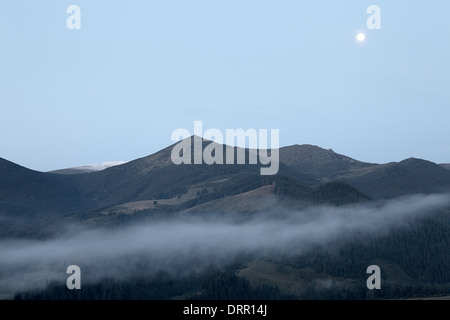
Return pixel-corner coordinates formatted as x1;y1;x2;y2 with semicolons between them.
0;157;92;216
278;144;375;181
338;158;450;199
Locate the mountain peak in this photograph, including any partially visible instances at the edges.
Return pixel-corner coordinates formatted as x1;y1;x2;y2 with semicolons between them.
398;157;438;168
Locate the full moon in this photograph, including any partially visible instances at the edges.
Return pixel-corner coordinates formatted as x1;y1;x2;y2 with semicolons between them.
356;33;366;42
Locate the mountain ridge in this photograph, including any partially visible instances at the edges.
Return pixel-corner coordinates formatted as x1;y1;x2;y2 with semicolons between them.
1;136;450;238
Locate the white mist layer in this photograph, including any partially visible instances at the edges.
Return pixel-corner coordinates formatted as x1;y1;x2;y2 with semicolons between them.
0;193;449;295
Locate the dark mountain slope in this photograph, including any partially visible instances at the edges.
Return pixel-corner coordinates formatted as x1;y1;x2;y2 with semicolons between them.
339;158;450;199
0;157;91;216
279;144;375;182
307;181;372;206
67;137;316;209
68;139;265;208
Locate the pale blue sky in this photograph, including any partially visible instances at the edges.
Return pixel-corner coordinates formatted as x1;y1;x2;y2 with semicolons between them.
1;1;449;171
